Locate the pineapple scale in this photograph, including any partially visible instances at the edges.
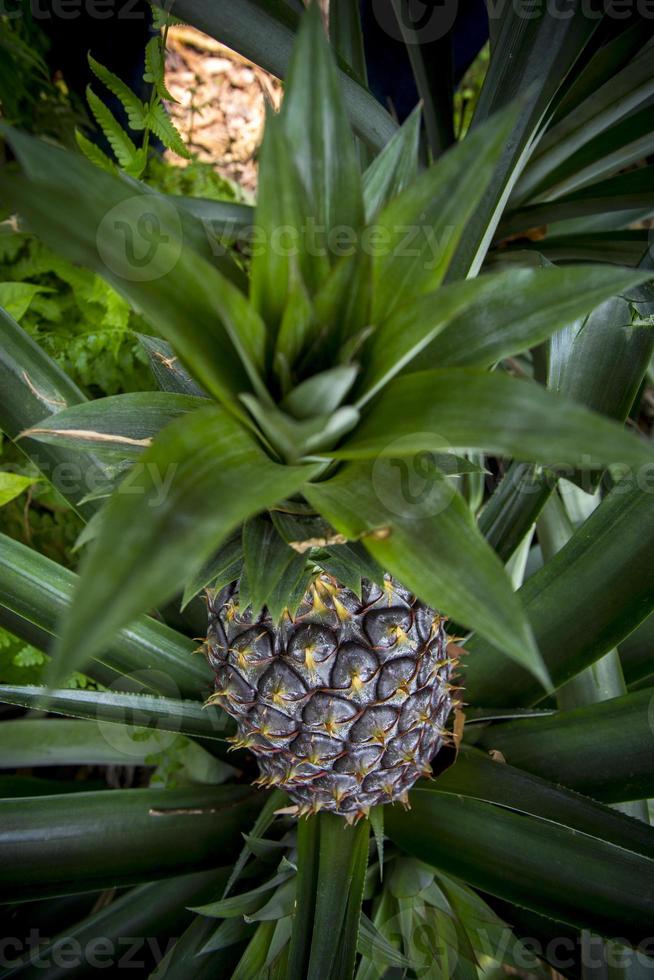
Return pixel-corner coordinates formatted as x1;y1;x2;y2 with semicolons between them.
205;574;456;818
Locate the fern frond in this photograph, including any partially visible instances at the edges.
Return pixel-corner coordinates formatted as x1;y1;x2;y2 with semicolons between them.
86;87;140;171
148;1;184;30
88;54;146;130
75;128;117;175
144;102;191;159
144;37;176;103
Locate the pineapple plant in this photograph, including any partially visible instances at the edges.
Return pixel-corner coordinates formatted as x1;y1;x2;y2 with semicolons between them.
1;1;654;976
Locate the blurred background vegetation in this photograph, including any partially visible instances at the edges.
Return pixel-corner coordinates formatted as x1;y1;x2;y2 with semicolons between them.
0;6;253;686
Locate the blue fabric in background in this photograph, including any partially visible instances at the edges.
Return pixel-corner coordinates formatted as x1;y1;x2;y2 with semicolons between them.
361;0;490;122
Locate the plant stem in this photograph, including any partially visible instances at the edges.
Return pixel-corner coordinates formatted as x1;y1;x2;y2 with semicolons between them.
289;812;371;980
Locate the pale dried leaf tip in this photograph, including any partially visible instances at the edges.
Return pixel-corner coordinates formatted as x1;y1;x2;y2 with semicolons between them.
289;533;349;554
20;427;152;448
149;806;221;816
363;526;391;541
153;350;183;375
21;371;67;409
453;707;466;750
274;805;301;818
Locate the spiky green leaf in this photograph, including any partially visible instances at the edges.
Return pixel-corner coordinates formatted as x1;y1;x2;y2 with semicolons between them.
52;406;319;682
305;459;548;685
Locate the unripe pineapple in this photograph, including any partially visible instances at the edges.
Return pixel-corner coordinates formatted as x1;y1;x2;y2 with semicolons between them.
205;573;457;819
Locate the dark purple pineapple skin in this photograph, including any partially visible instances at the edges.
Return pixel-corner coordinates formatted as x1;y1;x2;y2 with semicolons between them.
205;574;457;819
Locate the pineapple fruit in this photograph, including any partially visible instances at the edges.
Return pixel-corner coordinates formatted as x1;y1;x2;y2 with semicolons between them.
206;573;457;818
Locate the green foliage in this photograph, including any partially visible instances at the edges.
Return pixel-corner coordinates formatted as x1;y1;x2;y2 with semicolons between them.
0;11;82;142
78;34;190;179
87;54;147;131
0;225;151;395
0;109;243;572
145;154;242;202
0;626;46;685
0;625;98;688
454;43;490;139
148;0;185;31
4;5;653;689
0;471;37;507
85;86;144;176
1;3;654;977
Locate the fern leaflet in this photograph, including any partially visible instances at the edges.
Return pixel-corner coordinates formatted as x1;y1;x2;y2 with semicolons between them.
144;101;191;159
86;87;141;172
149;1;184;30
75;128;117;175
88;54;147;130
144;37;176;103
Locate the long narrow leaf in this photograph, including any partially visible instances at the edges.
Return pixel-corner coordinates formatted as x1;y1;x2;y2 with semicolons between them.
366;264;650;386
478;462;553;563
498;167;654;239
0;785;261;901
523;102;654;202
465;479;654;706
22;392;206;456
304;459;547;685
389;0;454;157
446;3;599;278
338;369;654;471
281;2;364;238
0;686;228;741
0;533;211;697
386;750;654;942
371;105;518;321
306;813;370;980
0;308;112;516
475;690;654;803
515;47;654;203
53;406;319;682
250;109;328;333
1;869;229;977
0;128;267;407
362;106;421;223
